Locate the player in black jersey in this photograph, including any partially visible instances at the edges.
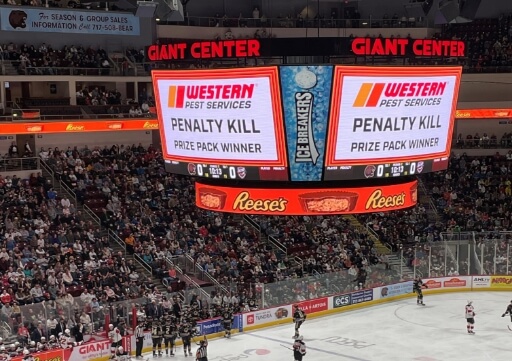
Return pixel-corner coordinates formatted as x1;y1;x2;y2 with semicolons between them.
292;305;306;339
247;298;257;311
151;319;163;357
413;277;428;306
501;300;512;329
163;315;177;356
179;322;193;357
222;307;234;338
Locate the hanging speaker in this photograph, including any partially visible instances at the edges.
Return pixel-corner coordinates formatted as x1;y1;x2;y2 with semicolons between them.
460;0;482;20
404;0;434;17
435;0;460;24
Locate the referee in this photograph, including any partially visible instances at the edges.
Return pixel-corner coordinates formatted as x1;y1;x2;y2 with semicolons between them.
135;321;145;358
195;335;208;361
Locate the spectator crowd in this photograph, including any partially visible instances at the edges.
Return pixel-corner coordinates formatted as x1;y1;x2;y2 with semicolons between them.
0;128;508;356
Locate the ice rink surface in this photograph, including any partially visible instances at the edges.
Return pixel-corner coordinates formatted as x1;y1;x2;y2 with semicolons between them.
144;292;512;361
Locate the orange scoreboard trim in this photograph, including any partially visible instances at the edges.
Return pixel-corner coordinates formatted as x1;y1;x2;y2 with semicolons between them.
326;66;462;167
151;67;287;168
195;180;418;216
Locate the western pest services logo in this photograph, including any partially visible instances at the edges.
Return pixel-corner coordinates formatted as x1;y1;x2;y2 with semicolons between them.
352;81;448;108
167;83;255;108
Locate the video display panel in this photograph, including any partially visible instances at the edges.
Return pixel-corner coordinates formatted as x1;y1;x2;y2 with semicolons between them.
153;66;462;181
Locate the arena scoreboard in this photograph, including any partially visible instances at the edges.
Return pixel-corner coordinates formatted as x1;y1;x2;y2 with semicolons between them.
152;65;461;182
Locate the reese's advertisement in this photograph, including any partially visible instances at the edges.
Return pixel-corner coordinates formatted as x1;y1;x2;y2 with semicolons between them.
195;180;418;215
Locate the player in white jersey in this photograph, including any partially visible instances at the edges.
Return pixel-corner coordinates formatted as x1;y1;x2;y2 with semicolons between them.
465;301;475;334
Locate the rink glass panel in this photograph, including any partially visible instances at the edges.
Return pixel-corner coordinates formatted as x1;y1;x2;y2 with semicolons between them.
4;232;512;340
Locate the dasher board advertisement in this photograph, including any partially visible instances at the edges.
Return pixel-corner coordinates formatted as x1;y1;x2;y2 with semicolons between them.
325;66;461;180
153;68;288;181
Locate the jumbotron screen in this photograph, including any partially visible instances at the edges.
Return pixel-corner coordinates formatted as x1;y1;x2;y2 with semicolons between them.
152;65;462;182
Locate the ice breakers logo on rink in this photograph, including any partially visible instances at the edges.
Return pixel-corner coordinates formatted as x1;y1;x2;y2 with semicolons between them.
353;81;447;108
167;84;255;109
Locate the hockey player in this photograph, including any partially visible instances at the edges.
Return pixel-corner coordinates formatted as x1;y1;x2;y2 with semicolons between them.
60;329;73;349
501;300;512;321
0;346;9;361
109;324;123;357
21;349;33;361
292;305;306;339
465;300;476;334
292;335;307;361
7;344;17;358
114;346;130;361
37;337;48;352
27;342;36;354
48;336;58;349
179;322;193;357
195;336;208;361
222;307;234;339
151;319;163;357
163;315;177;357
413;277;428;306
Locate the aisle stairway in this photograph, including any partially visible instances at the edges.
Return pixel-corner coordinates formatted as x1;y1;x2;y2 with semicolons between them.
417;178;441;222
344;215;415;279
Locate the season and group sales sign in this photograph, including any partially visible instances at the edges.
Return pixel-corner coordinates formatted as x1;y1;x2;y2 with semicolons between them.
152;67;288;181
325;66;461;175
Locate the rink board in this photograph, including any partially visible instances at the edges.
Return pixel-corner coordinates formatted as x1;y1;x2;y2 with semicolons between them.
67;275;511;360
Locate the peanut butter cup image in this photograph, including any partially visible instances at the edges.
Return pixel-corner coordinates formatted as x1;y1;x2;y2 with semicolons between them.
410;184;418;203
198;188;227;209
298;191;359;213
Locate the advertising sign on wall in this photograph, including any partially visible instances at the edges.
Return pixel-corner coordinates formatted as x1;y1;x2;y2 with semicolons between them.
195;180;418;215
326;66;462;166
244;305;292;327
279;65;332;181
377;281;414;299
332;294;352;308
490;276;512;288
350;289;374;304
296;297;329;313
472;276;491;288
151;37;467;59
197;314;243;335
0;7;140;35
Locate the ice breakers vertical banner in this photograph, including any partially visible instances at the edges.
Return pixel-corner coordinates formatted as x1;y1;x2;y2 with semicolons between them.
0;7;140;35
326;66;462;165
280;66;332;181
152;68;287;167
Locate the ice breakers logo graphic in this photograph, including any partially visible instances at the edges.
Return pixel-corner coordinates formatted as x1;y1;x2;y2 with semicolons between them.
353;81;447;108
294;92;319;165
167;84;255;108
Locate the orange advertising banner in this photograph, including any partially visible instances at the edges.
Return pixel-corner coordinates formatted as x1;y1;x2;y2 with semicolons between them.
455;109;512;119
195;180;418;215
0;119;158;134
